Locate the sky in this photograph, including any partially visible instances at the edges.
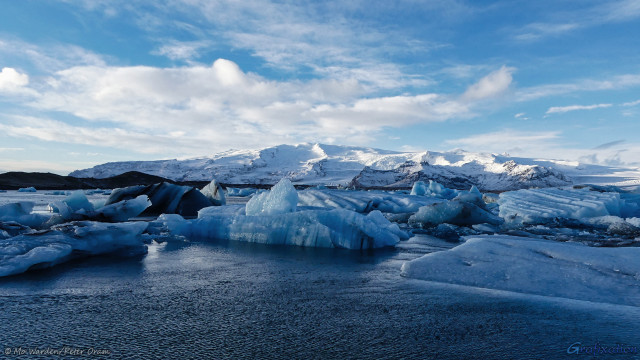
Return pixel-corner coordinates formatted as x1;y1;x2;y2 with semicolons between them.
1;0;640;174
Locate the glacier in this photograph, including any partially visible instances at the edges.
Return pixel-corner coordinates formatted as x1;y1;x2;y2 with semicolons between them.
68;143;640;191
401;235;640;307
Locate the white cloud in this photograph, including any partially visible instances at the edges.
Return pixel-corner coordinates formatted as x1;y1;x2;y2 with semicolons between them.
446;130;560;150
447;129;640;167
152;40;213;61
461;66;514;101
513;0;640;41
622;99;640;107
0;67;28;89
546;103;612;114
0;67;37;96
516;73;640;101
1;59;507;156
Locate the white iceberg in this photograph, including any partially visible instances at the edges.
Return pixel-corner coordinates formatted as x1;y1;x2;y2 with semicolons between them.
245;178;298;216
401;235;640;306
498;187;640;227
158;208;408;249
17;187;37;193
200;179;226;206
298;189;442;214
0;221;148;277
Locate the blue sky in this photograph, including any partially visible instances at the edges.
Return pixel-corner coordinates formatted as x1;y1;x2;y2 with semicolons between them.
1;0;639;174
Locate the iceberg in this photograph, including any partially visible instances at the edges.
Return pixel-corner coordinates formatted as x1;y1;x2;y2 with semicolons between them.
0;221;148;277
410;181;428;196
409;186;502;228
105;182;211;217
158;208;408;249
298;189;442;214
17;187;37;193
401;235;640;307
226;187;258;197
245;178;298;216
200;179;226;206
46;192;150;224
0;202;49;228
498;187;640;227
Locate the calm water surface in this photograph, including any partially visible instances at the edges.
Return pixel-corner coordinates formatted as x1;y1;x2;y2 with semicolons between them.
1;234;638;359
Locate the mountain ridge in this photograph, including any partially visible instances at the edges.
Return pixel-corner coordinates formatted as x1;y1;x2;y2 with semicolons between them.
68;143;640;191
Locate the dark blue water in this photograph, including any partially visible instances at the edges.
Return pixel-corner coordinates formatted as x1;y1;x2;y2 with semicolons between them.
0;236;638;359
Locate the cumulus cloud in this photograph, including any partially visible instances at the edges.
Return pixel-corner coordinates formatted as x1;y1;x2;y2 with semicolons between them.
461;66;514;101
546;103;612;114
0;59;506;156
0;67;37;96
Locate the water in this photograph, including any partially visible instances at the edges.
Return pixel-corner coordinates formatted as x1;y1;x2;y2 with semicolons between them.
1;192;639;359
1;235;638;359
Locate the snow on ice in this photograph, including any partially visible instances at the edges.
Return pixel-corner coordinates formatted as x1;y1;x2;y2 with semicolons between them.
401;235;640;307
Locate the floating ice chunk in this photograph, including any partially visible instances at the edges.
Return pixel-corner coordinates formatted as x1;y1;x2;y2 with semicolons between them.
226;187;258;197
94;195;151;222
200;179;226;206
46;192;150;224
0;202;49;228
0;221;148;277
410;181;428;196
426;180;458;199
498;187;638;227
298;189;441;214
159;208;408;249
106;182;211;217
246;178;298;216
198;205;246;217
49;191;94;216
409;196;502;227
45;190;70;196
401;235;640;306
18;187;37;193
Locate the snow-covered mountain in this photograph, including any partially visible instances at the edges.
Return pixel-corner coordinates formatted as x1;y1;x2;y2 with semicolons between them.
69;143;640;190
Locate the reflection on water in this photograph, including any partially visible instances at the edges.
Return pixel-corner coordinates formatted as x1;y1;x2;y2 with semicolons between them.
0;235;639;359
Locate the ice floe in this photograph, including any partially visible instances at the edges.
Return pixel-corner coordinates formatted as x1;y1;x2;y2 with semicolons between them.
401;235;640;306
0;221;148;277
